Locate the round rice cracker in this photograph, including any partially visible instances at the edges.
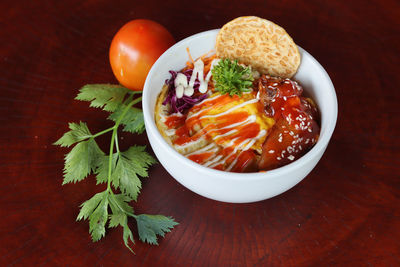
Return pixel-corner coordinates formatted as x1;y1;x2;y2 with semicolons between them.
216;16;300;78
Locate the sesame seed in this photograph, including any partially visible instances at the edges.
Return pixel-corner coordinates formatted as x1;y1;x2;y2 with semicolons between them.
268;150;274;154
286;114;293;124
288;155;295;161
277;157;281;161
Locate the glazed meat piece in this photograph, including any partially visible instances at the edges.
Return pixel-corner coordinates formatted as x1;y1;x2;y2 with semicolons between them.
258;75;302;118
258;75;320;170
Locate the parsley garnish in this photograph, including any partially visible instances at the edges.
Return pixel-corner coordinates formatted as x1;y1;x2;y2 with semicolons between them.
212;58;254;96
54;84;178;253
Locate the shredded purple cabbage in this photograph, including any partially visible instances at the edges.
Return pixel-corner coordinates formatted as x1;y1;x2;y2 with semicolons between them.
162;70;208;114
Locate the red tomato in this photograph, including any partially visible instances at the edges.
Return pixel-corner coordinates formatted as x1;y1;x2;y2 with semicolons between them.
109;19;175;91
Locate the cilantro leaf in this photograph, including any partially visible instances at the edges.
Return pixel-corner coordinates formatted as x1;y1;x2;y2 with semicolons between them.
109;211;135;253
116;146;156;200
212;59;254;96
76;191;110;242
88;193;109;242
95;146;156;201
108;193;134;215
75;84;145;133
108;104;145;134
62;138;104;185
94;154;118;185
77;191;107;221
109;212;126;228
135;214;179;245
55;83;177;253
113;155;142;200
75;84;135;112
122;146;157;178
54;121;92;147
108;193;135;252
121;222;135;253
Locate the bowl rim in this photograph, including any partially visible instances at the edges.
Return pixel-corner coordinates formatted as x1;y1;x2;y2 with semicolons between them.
143;29;338;181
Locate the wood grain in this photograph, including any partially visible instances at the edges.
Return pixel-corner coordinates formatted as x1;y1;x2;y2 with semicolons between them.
1;0;399;266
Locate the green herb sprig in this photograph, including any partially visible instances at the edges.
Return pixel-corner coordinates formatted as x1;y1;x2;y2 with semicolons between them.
211;58;254;96
54;84;178;253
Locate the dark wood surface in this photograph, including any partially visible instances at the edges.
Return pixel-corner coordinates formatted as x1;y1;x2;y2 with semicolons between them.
1;0;399;266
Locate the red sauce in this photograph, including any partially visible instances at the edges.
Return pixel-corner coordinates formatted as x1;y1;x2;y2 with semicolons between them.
165;114;186;128
188;152;214;163
185;94;240;129
231;150;257;172
173;125;196;146
210;111;249;128
170;94;262;151
188;94;240;115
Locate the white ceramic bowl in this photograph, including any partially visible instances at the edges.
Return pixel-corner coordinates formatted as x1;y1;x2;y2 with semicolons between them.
143;29;337;203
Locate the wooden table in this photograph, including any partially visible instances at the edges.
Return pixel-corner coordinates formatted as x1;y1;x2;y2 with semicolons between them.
1;0;399;266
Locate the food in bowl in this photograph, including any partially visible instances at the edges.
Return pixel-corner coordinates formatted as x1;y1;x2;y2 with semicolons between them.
143;26;337;202
154;17;320;173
